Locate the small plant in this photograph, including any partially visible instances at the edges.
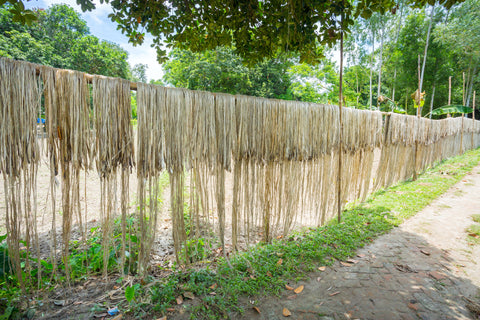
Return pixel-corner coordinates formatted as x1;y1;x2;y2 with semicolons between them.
125;283;141;303
150;276;179;313
472;214;480;224
466;224;480;245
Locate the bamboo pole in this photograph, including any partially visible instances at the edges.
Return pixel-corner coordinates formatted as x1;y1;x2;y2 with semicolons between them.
337;16;344;223
473;91;476;149
413;55;421;181
461;72;465;152
35;66;139;90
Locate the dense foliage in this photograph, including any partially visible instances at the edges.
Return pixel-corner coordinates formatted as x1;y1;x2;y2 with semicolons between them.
163;47;292;99
0;4;131;79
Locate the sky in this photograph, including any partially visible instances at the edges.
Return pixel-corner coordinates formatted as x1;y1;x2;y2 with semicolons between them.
24;0;164;81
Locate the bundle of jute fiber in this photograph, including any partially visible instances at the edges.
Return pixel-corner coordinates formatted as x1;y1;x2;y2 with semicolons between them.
0;57;42;291
136;83;166;273
374;113;416;190
340;109;382;204
92;76;134;276
45;67;92;283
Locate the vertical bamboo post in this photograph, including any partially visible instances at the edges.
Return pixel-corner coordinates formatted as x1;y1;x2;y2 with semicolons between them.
413;55;421;181
337;15;344;223
461;72;466;153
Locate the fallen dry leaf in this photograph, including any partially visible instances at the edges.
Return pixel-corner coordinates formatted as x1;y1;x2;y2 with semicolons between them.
176;296;183;305
253;306;261;314
316;277;322;282
357;254;366;258
294;285;304;294
329;291;340;296
183;292;195;300
112;315;122;320
318;266;326;271
282;308;291;317
209;283;218;290
209;292;216;295
113;285;119;290
468;233;479;238
157;317;167;320
346;259;358;264
277;258;283;266
420;249;431;256
340;262;353;267
286;295;297;300
267;271;273;277
408;303;418;311
285;284;294;290
166;307;175;312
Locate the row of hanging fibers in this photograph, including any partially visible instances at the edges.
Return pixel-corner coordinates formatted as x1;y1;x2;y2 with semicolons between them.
3;56;480;282
373;114;477;191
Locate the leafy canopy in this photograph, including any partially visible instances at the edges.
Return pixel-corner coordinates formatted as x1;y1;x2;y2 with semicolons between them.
2;0;464;64
0;3;131;79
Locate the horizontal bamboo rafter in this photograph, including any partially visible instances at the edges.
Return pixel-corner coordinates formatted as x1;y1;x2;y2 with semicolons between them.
35;65;138;91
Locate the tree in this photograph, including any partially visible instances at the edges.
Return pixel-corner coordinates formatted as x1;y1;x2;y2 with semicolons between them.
434;0;480;107
0;4;131;79
163;47;292;99
288;59;339;104
132;63;148;83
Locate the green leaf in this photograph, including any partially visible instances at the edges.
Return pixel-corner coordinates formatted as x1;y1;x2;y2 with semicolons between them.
430;105;473;115
125;285;135;302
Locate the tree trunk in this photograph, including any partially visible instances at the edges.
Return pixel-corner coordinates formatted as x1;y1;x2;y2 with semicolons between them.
466;65;477;107
356;67;359;106
376;24;385;108
429;84;435;119
390;1;404;103
369;29;375;110
392;68;397;102
420;5;435;94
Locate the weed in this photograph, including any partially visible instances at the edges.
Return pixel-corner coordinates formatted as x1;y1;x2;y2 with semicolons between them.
466;224;480;245
472;214;480;223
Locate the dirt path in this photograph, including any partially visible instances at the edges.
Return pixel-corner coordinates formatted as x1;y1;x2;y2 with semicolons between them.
237;166;480;320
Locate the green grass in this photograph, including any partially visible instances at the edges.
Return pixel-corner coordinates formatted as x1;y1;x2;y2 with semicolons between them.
143;149;480;319
472;214;480;224
466;224;480;245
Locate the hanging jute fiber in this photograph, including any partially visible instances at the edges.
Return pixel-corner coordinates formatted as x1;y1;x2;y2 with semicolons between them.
92;75;134;277
0;57;42;291
3;57;480;278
